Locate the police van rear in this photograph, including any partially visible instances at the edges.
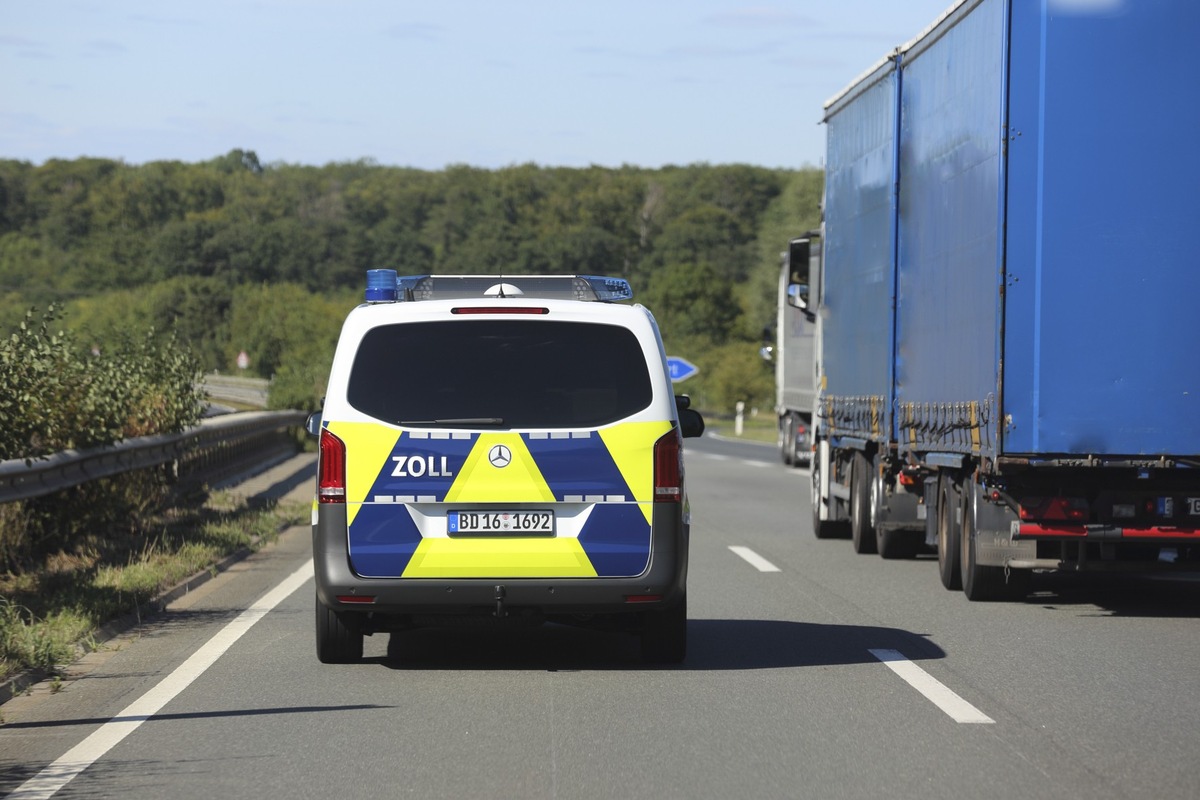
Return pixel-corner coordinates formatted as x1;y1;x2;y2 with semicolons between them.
309;272;703;664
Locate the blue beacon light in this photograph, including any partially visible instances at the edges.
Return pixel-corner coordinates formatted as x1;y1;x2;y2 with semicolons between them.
365;269;398;303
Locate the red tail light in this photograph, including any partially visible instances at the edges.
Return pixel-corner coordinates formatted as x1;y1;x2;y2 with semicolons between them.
654;429;683;503
318;428;347;504
1019;496;1088;521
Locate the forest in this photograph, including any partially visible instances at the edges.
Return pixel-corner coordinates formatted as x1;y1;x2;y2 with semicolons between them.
0;150;823;415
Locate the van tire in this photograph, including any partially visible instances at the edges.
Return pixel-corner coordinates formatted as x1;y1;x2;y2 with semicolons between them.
316;594;364;663
641;593;687;664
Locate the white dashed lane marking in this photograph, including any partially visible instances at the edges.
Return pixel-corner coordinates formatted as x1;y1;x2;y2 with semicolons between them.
728;545;782;573
870;649;995;724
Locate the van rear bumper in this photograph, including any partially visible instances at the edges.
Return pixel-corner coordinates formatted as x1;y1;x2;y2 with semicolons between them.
312;504;688;615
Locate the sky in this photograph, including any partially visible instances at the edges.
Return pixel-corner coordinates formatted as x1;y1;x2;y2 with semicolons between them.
2;1;958;171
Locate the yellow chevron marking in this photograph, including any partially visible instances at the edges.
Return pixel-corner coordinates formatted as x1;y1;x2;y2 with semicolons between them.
327;421;402;527
599;420;672;525
402;537;597;578
443;433;554;503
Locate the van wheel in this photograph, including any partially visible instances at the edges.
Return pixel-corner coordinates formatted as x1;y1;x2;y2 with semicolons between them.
937;476;962;590
641;594;686;664
850;453;877;554
316;594;364;663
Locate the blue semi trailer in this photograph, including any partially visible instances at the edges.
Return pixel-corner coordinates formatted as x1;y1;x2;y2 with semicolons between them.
802;0;1200;600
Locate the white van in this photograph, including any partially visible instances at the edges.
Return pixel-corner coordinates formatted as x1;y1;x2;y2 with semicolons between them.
308;273;704;664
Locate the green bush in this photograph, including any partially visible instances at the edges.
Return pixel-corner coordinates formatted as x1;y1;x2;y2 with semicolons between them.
0;305;204;461
0;306;205;570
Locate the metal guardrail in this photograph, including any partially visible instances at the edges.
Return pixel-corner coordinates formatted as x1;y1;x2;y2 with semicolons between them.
0;410;307;505
201;374;270;408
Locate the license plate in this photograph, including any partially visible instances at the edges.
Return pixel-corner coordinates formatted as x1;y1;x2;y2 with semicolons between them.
447;510;554;536
1188;498;1200;516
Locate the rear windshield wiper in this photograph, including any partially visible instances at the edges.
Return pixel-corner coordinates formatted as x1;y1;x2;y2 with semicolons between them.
395;417;505;426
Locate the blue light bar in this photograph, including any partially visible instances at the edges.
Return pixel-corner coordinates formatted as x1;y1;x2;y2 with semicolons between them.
579;275;633;302
363;273;634;303
365;269;398;302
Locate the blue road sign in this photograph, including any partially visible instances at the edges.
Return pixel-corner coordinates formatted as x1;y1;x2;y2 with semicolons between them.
667;356;699;383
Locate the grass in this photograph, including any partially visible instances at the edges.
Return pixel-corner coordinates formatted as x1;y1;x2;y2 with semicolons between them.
0;491;307;682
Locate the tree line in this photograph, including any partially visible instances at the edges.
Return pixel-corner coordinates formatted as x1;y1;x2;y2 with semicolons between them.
0;150;823;413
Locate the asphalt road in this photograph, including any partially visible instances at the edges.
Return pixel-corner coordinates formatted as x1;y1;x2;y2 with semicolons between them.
3;434;1199;799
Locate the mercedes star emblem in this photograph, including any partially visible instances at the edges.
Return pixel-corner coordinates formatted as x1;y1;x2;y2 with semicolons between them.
488;444;512;468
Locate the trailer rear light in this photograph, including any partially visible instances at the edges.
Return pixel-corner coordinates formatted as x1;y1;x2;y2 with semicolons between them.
1019;496;1088;521
654;429;683;502
318;428;347;504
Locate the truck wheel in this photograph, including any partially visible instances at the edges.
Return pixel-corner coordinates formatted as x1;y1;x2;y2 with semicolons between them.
781;415;796;466
850;453;878;554
937;476;962;590
811;457;840;539
641;593;686;664
316;593;364;663
877;528;918;559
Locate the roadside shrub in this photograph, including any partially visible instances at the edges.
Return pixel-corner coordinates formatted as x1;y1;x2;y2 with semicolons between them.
0;305;205;461
0;306;205;570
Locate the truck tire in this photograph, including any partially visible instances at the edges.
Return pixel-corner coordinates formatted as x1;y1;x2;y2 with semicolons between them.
781;414;796;466
316;594;364;663
811;457;840;539
877;528;918;559
850;452;878;554
937;475;962;590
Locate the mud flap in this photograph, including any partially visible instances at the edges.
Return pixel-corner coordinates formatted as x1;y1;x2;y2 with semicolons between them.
972;485;1036;567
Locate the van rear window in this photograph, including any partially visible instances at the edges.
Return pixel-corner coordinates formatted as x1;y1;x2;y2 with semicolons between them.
347;320;653;428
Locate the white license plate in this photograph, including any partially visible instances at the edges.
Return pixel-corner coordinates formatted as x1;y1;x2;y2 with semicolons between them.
448;510;554;535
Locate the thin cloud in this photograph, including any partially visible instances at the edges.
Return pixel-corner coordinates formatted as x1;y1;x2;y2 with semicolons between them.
0;35;45;48
665;41;782;59
84;40;128;56
126;14;202;27
0;34;52;59
704;7;817;28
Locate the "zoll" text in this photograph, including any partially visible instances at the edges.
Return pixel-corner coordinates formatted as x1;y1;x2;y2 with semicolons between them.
391;455;454;478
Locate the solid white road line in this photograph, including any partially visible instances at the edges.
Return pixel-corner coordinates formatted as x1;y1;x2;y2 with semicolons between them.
9;560;315;800
728;545;782;573
869;649;995;724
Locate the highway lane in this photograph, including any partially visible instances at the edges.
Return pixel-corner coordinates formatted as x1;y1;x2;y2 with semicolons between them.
3;436;1199;799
